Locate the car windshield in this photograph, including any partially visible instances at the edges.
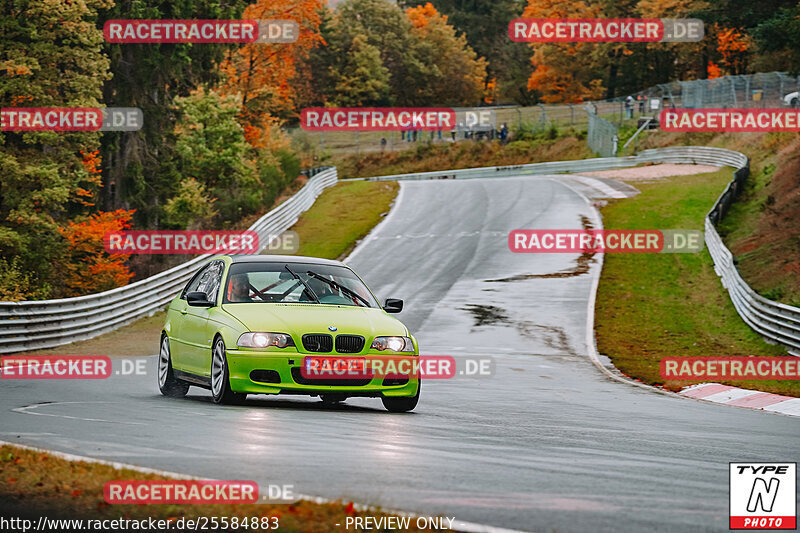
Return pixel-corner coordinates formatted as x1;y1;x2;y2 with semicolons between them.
222;262;379;308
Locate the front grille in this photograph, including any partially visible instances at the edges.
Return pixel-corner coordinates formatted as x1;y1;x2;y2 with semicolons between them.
302;334;333;353
382;377;409;386
291;367;371;386
335;334;365;354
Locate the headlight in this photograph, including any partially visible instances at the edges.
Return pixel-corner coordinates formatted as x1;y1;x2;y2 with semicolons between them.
371;336;415;352
237;332;295;349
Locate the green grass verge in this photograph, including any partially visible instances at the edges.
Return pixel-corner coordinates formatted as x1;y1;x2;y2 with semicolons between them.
595;168;796;396
289;180;399;260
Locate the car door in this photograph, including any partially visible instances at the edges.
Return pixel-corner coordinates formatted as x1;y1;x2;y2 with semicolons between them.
177;261;224;377
169;265;211;372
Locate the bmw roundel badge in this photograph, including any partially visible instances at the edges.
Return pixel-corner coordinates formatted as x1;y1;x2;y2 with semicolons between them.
328;326;337;332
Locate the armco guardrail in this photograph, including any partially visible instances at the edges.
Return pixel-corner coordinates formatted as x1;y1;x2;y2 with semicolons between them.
0;167;337;354
3;148;798;356
348;146;800;355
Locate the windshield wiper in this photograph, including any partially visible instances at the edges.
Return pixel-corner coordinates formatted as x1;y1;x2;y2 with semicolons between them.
284;264;320;303
306;270;371;307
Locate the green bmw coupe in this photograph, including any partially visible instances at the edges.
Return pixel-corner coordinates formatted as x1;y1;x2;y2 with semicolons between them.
158;255;420;412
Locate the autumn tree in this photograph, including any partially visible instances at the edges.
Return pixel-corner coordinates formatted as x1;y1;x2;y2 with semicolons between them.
98;0;251;227
398;0;535;104
522;0;605;103
308;0;487;106
320;0;435;106
58;210;135;296
752;2;800;73
329;34;391;106
173;88;259;224
0;0;112;299
405;3;487;106
219;0;324;147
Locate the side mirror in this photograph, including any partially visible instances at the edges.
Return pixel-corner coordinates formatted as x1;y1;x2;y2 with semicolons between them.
186;291;215;307
383;298;403;313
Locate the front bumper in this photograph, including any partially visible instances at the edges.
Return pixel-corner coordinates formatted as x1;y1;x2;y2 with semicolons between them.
226;349;420;397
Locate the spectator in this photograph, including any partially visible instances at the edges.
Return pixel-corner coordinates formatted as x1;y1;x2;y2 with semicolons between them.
499;123;508;144
625;95;634;119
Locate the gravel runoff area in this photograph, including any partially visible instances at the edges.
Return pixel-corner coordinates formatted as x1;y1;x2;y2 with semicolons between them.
581;163;721;181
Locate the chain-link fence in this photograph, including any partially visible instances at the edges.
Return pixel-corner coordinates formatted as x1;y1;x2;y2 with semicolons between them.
586;109;618;157
662;72;800;109
287;71;800;157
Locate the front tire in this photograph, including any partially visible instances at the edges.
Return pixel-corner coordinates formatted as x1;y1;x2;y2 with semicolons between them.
381;380;420;413
158;335;189;398
211;336;246;405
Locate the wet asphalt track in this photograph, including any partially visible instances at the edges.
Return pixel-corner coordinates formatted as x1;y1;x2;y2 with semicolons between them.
1;176;798;533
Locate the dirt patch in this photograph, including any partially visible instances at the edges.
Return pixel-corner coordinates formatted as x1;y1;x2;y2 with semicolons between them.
581;164;721;181
485;215;596;281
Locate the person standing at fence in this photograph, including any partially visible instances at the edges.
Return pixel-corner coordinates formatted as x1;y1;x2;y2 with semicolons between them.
625;95;634;119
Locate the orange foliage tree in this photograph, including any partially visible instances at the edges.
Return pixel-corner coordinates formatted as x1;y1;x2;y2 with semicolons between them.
219;0;324;148
404;2;487;106
58;210;136;296
522;0;604;103
715;25;751;75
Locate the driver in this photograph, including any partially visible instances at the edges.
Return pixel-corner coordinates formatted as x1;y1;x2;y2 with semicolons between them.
301;276;333;302
228;273;252;303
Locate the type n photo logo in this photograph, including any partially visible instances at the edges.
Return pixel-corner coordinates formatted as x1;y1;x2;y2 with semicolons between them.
730;463;796;529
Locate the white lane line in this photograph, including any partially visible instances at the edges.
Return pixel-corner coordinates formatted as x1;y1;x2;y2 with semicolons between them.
0;440;533;533
11;401;146;426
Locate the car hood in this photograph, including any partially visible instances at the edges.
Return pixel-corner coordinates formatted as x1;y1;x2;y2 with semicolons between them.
221;303;409;342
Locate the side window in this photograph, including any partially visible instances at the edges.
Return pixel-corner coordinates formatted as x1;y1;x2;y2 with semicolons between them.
203;262;224;303
181;261;224;302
